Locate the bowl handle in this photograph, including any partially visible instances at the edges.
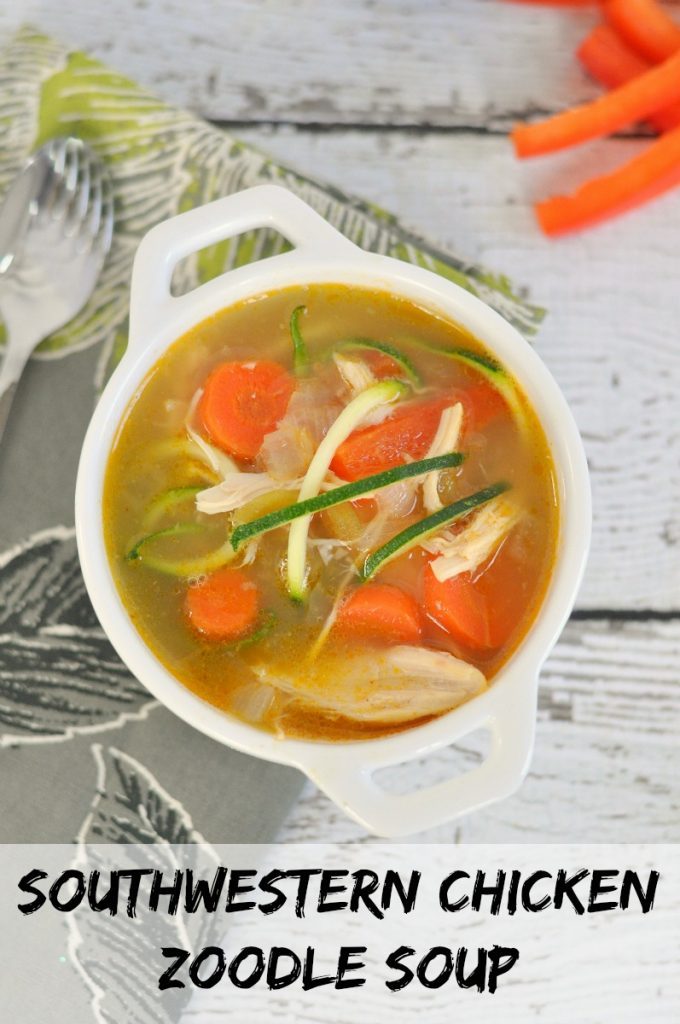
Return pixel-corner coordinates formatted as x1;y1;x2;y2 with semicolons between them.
128;184;358;344
301;678;538;838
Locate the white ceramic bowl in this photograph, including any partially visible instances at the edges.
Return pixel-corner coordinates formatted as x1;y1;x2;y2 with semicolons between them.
75;185;591;837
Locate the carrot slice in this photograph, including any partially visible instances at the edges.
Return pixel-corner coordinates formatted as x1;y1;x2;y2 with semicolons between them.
423;565;493;651
535;123;680;234
184;566;259;641
463;381;509;433
473;547;529;649
605;0;680;63
198;361;295;460
330;396;452;481
362;347;404;379
330;383;506;482
335;584;423;645
424;556;524;652
578;23;680;131
512;49;680;156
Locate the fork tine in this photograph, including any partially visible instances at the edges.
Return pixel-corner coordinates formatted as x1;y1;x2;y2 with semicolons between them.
35;140;67;218
64;138;82;192
46;137;67;174
64;153;92;237
49;138;81;221
95;177;115;257
84;163;104;241
78;166;114;259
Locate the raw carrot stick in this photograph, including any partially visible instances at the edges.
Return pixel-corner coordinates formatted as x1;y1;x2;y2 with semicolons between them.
578;23;680;130
505;1;596;5
605;0;680;63
579;22;651;85
198;360;294;460
535;122;680;233
335;584;423;645
184;566;260;641
512;49;680;156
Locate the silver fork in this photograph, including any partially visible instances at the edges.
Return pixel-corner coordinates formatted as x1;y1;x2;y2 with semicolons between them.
0;136;114;442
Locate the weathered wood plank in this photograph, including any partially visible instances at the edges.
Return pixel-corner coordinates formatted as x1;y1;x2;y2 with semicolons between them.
1;0;611;126
276;619;680;843
234;125;680;611
185;845;680;1022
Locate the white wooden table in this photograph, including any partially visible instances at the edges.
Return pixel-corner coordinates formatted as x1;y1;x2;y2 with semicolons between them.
3;0;679;843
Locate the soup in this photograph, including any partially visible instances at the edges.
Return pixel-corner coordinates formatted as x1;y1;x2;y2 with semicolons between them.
103;284;558;741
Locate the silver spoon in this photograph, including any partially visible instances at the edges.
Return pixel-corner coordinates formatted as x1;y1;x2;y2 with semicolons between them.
0;136;114;442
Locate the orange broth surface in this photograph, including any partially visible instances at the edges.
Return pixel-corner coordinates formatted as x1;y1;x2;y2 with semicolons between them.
103;283;559;741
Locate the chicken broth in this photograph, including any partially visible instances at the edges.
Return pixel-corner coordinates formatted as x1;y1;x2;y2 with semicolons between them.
103;283;558;741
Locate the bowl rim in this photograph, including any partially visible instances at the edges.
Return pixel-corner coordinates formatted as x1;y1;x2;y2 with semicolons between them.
75;185;591;832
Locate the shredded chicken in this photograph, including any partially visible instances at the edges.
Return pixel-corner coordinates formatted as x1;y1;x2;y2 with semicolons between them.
253;645;486;724
196;473;302;515
185;389;239;479
422;495;522;582
331;354;405;426
240;539;260;566
333;353;376;395
422;403;463;513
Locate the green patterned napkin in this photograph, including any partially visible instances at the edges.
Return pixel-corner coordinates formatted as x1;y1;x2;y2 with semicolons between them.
0;26;543;844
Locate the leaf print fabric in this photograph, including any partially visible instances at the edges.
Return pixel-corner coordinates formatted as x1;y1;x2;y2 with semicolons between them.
0;529;155;746
68;746;222;1023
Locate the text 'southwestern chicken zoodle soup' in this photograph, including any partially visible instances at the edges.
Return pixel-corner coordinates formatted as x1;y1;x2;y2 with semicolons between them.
104;284;558;741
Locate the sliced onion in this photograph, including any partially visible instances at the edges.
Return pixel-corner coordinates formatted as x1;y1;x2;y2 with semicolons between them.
375;479;417;518
260;378;343;481
308;537;352;565
229;682;276;724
